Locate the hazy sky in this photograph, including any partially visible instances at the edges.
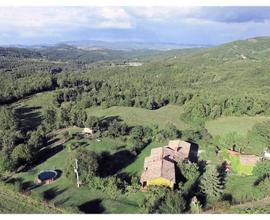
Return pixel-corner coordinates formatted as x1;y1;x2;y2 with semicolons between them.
1;7;270;45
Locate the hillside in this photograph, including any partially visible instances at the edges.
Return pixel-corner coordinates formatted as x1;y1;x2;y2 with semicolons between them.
0;183;66;214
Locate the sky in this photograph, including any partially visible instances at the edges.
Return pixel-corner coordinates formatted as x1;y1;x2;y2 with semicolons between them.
1;7;270;45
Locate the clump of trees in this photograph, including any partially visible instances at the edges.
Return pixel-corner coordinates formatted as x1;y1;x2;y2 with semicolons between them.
65;148;99;184
139;187;186;214
199;166;224;206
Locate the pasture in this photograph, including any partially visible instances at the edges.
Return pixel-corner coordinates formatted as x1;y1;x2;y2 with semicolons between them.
205;116;270;137
86;105;189;130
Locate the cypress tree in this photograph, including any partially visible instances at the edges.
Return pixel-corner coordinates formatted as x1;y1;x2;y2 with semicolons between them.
199;166;223;205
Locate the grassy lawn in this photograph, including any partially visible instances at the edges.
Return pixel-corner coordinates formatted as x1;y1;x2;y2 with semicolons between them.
224;174;265;204
86;104;189;130
205;116;270;137
68;137;132;154
15;128;144;213
0;182;65;214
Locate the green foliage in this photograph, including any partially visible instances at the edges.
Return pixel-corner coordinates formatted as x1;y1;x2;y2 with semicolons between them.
199;166;223;205
177;161;200;194
251;121;270;144
139;187;168;213
43;107;57;129
11;144;32;165
64;148;99;184
88;176;125;200
253;160;270;179
190;196;202;214
126;176;141;193
257;176;270;195
158;191;186;214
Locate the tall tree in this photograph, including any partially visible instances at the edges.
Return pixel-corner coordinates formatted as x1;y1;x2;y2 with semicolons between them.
199;166;223;205
158;191;186;214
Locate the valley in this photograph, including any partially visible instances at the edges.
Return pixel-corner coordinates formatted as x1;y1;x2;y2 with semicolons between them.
1;36;270;214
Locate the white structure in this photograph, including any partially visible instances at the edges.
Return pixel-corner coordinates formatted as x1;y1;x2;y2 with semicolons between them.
82;127;93;136
264;148;270;160
74;159;80;188
127;62;143;67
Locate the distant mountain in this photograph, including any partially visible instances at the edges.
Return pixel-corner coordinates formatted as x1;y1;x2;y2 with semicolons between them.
62;40;211;51
0;47;42;59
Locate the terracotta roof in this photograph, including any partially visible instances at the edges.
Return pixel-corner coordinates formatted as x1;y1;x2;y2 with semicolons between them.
227;149;240;156
141;139;191;184
239;154;260;166
141;159;175;183
168;139;191;160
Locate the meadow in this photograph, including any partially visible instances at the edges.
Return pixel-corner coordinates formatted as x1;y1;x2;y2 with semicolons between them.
86;105;189;130
205;116;270;137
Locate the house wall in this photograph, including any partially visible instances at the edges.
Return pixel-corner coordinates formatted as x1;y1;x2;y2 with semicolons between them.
147;177;174;189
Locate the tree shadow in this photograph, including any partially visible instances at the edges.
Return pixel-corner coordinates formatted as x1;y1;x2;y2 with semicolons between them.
43;187;68;201
188;141;199;163
100;115;122;123
78;199;105;213
53;197;70;207
222;193;233;205
15;106;42;132
55;169;63;179
217;162;227;185
96;116;124;132
46;137;61;147
197;160;207;175
23;145;64;171
98;150;136;177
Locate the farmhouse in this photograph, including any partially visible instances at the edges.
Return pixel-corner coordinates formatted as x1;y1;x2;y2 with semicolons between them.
140;139;191;189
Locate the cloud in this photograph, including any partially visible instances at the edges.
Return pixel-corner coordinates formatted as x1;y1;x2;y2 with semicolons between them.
0;7;133;38
1;6;270;45
195;7;270;23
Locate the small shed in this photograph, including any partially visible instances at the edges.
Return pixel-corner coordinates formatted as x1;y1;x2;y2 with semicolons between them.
82;127;93;136
263;147;270;160
239;155;260;166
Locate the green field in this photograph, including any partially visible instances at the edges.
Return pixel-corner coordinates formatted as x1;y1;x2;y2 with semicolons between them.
0;182;65;214
205;116;270;137
86;105;189;130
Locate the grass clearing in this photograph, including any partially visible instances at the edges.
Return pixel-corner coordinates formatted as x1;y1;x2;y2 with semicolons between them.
86;105;189;130
205;116;270;137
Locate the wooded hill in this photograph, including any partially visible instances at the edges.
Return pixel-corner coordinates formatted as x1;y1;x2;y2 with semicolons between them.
1;36;270;120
